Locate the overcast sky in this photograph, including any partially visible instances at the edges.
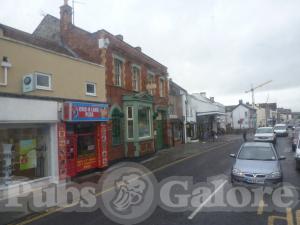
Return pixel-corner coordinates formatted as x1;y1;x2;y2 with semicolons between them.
1;0;300;110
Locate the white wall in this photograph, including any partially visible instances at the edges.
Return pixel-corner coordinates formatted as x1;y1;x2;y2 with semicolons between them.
232;105;251;129
0;96;59;123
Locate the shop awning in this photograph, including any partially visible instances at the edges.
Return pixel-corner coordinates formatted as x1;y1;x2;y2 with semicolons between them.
196;111;225;117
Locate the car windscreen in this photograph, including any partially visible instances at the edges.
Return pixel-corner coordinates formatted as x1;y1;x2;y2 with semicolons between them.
256;128;273;133
274;126;286;130
238;146;276;161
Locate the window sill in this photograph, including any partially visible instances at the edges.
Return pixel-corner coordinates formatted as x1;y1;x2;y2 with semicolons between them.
86;93;97;97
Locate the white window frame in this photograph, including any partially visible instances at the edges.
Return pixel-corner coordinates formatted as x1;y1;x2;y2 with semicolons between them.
132;65;140;92
35;72;52;90
147;71;155;95
85;82;97;96
113;54;125;87
159;77;165;97
138;106;152;139
127;106;134;140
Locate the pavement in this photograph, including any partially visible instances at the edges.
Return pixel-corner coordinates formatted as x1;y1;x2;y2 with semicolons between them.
3;133;300;225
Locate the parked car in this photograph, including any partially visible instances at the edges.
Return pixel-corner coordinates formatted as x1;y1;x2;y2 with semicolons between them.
254;127;276;144
292;127;300;151
230;142;285;186
274;124;288;137
294;135;300;170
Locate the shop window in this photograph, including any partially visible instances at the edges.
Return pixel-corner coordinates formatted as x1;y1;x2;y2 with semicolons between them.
86;82;96;96
114;58;123;87
127;107;134;139
132;66;140;91
35;72;51;90
0;125;50;186
112;108;122;145
138;106;151;138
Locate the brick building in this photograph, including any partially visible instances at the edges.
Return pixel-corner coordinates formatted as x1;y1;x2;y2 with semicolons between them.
33;2;170;163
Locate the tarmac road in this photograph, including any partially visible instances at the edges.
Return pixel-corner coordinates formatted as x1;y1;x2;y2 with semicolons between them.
8;136;300;225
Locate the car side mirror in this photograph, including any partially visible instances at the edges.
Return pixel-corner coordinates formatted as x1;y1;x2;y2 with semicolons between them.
279;156;286;160
229;153;236;158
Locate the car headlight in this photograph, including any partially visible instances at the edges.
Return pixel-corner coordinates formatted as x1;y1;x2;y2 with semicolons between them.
267;172;281;179
232;168;244;176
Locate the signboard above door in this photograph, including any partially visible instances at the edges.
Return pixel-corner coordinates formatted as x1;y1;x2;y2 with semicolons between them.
63;101;109;122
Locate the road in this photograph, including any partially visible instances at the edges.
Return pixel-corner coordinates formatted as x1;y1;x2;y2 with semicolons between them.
11;136;300;225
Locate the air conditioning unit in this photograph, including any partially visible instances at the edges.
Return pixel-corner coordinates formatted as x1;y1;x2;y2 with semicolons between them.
22;74;35;93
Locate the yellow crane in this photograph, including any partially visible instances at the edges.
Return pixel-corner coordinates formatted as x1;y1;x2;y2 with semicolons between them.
245;80;272;108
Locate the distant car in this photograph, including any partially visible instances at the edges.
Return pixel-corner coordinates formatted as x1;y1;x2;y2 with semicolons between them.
230;142;285;186
295;139;300;170
274;124;288;137
254;127;276;144
292;127;300;151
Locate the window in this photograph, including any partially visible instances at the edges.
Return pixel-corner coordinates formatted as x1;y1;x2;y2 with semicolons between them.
35;72;51;90
114;58;123;87
112;108;122;145
132;66;140;91
138;106;151;138
245;111;248;117
159;78;164;97
86;82;96;96
147;73;155;95
127;107;134;139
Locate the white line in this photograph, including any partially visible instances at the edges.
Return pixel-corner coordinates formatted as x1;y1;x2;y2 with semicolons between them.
188;180;227;220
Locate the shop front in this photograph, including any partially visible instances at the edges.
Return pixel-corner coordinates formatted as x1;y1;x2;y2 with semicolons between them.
123;93;154;158
60;101;109;179
0;96;58;191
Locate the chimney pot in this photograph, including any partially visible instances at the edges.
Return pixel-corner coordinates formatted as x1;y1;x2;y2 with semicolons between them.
135;46;142;52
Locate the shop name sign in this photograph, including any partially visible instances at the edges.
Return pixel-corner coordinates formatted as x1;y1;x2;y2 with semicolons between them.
64;102;109;122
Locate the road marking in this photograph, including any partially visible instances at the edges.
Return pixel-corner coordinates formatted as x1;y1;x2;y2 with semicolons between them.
257;199;265;215
268;208;294;225
188;180;227;220
14;141;235;225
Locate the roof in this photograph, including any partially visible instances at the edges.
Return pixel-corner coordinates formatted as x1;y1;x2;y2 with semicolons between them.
0;23;75;57
225;105;235;112
243;142;272;147
226;103;256;112
169;80;187;96
34;14;168;73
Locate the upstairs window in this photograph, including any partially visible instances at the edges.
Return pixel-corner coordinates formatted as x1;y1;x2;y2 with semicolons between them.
147;73;155;95
86;82;96;96
114;58;123;87
159;78;165;97
35;72;51;90
132;66;140;91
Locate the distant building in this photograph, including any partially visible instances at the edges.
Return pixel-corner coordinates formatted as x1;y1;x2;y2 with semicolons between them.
226;100;256;130
257;103;277;126
277;108;292;124
168;80;188;146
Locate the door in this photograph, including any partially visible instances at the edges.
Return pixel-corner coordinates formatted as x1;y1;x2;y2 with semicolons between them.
66;134;77;177
156;119;164;150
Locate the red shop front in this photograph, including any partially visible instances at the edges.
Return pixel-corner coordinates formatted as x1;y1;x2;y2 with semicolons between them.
58;101;109;179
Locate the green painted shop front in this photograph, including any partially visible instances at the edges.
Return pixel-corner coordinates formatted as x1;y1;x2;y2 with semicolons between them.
123;93;154;157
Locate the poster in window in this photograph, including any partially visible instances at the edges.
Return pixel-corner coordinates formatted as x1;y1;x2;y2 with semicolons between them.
20;139;37;170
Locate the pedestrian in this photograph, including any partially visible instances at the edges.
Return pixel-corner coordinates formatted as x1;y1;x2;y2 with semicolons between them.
211;130;215;142
243;130;247;142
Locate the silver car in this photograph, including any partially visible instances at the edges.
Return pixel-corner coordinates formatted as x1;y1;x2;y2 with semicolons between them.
230;142;285;186
254;127;276;144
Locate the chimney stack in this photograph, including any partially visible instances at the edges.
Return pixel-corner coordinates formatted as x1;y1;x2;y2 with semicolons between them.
135;46;142;52
115;34;123;41
210;97;215;103
60;0;73;32
239;99;243;104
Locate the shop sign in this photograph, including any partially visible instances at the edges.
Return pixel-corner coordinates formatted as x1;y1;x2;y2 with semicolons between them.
64;102;109;122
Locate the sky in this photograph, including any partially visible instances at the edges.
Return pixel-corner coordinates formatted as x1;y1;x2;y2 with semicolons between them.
1;0;300;111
